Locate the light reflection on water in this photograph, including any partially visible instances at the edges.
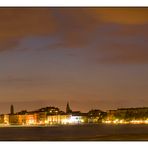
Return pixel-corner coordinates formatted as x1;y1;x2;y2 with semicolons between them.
0;124;148;141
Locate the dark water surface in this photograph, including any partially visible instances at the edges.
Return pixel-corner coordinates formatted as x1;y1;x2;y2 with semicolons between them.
0;124;148;141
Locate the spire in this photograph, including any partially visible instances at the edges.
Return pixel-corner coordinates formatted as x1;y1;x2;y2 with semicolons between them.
10;105;14;115
66;102;72;114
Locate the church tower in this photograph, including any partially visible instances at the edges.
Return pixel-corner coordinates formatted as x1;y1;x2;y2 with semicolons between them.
66;102;72;114
10;105;14;115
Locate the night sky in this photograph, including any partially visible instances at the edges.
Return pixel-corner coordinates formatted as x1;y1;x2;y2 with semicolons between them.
0;8;148;113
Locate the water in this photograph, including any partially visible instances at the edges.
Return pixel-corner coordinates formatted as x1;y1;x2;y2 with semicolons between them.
0;124;148;141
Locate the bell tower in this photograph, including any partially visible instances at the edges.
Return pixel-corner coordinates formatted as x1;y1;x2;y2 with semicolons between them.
66;102;72;114
10;104;14;115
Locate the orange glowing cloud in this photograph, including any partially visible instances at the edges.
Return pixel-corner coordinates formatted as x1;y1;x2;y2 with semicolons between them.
89;8;148;25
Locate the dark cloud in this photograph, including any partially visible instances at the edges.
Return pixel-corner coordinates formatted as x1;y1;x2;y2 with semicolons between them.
0;8;148;65
50;8;99;49
47;8;148;65
51;8;148;47
90;8;148;25
0;8;56;51
92;24;148;64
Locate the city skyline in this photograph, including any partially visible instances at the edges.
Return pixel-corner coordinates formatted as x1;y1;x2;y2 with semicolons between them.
0;8;148;113
1;102;148;115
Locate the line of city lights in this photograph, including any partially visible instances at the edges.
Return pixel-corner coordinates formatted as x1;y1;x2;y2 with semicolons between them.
103;119;148;124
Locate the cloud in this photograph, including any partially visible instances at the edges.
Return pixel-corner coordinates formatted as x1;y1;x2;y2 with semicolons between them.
0;8;56;51
48;8;148;50
50;8;99;49
0;8;148;50
90;41;148;64
0;8;148;65
88;8;148;25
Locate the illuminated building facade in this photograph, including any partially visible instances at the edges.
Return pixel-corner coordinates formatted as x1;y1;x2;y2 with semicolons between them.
87;109;107;123
4;115;9;124
47;115;70;124
107;107;148;121
9;114;19;125
38;112;47;124
26;114;38;125
47;114;87;125
7;104;148;125
0;114;4;124
103;107;148;124
0;104;104;125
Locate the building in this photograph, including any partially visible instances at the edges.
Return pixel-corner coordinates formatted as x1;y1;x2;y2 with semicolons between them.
47;114;86;125
9;114;19;125
0;104;108;125
10;105;14;115
47;114;70;124
37;111;47;124
106;107;148;121
37;106;61;115
0;114;4;124
4;114;9;124
66;102;72;114
26;114;38;125
17;115;26;125
106;110;117;121
87;109;107;123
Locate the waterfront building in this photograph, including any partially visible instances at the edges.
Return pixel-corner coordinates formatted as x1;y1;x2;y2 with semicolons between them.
0;114;4;124
26;114;38;125
47;114;70;124
87;109;107;123
16;110;28;115
9;114;19;125
37;111;47;124
9;114;26;125
106;110;117;121
0;103;108;125
37;106;61;115
17;115;26;125
67;115;86;124
106;107;148;121
4;114;9;124
47;114;86;125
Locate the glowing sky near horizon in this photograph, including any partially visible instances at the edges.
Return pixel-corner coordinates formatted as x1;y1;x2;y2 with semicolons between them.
0;8;148;113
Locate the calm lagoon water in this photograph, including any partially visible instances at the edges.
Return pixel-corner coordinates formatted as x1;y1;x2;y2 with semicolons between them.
0;124;148;141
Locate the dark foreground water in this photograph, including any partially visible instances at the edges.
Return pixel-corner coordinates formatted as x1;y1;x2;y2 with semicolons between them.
0;124;148;141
